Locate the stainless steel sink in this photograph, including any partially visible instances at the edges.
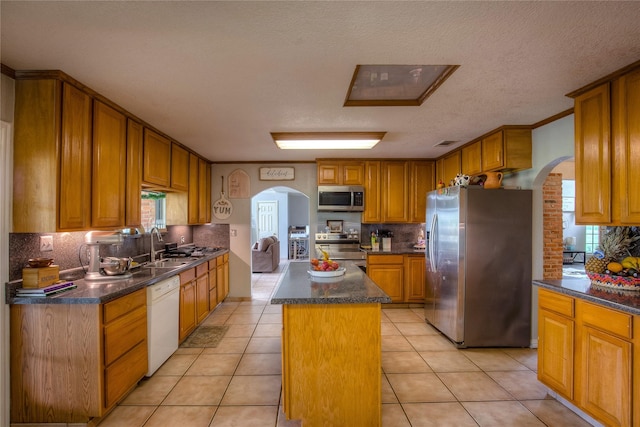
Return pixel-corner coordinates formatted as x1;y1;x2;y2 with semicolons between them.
143;259;192;269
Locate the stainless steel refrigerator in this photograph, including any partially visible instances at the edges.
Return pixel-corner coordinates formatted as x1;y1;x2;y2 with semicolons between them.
425;186;532;347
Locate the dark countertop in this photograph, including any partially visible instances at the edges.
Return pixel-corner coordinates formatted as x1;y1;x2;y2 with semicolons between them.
533;277;640;316
271;261;392;305
6;249;229;305
360;245;426;256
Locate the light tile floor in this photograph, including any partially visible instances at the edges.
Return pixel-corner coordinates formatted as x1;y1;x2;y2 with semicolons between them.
98;261;594;426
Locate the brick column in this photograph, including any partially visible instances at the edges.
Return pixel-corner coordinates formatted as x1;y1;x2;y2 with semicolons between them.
543;173;563;280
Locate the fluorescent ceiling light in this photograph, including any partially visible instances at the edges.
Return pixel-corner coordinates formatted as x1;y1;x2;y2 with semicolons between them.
271;132;386;150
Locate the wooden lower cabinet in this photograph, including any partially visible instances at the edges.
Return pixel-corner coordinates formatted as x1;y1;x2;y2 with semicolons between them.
367;253;425;303
537;288;637;426
281;303;382;426
209;258;218;310
217;253;230;303
10;289;148;424
195;263;209;324
179;268;197;342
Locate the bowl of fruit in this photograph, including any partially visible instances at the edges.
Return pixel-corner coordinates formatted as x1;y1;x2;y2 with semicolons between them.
308;250;346;277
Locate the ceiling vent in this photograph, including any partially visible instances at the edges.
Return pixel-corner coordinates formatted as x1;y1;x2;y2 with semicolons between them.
434;140;458;147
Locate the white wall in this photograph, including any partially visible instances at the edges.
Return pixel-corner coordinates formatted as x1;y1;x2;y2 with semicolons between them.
210;164;317;298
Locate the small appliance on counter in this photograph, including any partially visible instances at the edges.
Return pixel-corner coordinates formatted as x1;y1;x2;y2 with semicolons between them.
83;231;133;281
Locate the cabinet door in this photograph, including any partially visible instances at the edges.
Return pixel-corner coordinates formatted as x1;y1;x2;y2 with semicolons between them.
59;83;92;230
382;161;409;222
613;69;640;224
216;264;225;303
92;101;126;228
538;308;574;399
409;161;434;223
196;274;209;324
342;161;365;185
405;255;425;302
434;158;445;186
188;153;200;224
171;143;189;191
198;158;209;224
317;163;340;185
574;84;611;224
362;161;381;223
442;151;461;186
368;264;403;302
179;282;197;342
481;131;504;171
126;120;143;227
143;129;171;187
208;269;218;310
578;325;631;426
461;141;482;176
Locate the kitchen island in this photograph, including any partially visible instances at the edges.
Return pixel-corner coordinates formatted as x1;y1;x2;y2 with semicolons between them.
271;261;391;427
533;278;640;427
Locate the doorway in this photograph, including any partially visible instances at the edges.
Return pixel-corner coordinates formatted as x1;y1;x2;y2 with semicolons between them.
257;201;278;239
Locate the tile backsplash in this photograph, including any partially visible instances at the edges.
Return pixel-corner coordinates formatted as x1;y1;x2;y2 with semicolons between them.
8;224;230;282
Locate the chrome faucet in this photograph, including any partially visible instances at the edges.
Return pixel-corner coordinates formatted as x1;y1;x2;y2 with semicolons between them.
149;227;163;261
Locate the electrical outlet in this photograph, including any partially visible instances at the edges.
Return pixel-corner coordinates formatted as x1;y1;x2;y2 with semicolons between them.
180;236;185;244
40;235;53;252
231;229;237;237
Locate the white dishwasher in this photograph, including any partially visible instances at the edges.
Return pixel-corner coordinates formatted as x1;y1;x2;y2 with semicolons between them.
146;275;180;376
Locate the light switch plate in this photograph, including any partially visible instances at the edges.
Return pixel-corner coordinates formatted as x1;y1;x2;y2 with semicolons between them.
40;235;53;252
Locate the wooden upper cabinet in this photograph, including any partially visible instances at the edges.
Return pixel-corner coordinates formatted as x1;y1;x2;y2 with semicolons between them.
441;151;461;186
317;160;364;185
92;101;126;229
574;83;612;224
381;161;409;222
205;163;212;223
362;161;381;223
409;161;434;223
125;120;143;227
59;83;93;231
613;68;640;224
461;141;482;176
481;128;532;173
198;158;210;224
170;143;189;191
188;153;200;224
143;129;171;187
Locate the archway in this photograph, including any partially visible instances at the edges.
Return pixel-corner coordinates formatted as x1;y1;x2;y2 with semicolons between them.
250;187;310;296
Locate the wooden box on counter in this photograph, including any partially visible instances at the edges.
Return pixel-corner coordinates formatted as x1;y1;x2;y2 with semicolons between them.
21;265;59;288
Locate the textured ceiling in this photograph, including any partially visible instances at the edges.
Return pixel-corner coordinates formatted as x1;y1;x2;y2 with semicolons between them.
2;1;640;162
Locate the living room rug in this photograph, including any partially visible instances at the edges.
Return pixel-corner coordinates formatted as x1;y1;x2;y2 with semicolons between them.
180;325;229;348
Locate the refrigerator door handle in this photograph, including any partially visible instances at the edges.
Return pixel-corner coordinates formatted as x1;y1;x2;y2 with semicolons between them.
429;213;437;272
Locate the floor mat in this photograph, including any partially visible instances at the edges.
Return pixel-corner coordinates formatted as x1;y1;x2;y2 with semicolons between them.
180;325;229;348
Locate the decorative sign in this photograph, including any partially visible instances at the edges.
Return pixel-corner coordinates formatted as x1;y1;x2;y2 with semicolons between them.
229;169;250;198
213;196;233;219
259;167;295;181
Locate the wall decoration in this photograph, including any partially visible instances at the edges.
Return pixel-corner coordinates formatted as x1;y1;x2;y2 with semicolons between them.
259;167;295;181
229;169;250;198
213;176;233;219
327;220;343;233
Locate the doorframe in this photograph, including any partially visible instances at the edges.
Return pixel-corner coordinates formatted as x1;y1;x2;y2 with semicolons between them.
1;120;13;426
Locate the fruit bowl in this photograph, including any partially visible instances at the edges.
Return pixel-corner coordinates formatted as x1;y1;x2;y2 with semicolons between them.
587;272;640;291
308;267;346;277
27;258;54;268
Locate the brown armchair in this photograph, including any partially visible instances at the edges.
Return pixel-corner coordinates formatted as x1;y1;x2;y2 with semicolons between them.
251;236;280;273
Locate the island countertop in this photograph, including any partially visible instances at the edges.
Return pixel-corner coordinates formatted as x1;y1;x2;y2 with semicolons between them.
271;261;391;305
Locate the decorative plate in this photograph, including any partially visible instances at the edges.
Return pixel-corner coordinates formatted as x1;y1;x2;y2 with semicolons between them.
308;267;346;277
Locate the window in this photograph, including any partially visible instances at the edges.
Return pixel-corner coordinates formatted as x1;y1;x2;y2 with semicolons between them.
585;225;599;254
141;191;166;232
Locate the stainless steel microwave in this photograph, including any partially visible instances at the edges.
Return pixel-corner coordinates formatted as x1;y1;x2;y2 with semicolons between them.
317;186;365;212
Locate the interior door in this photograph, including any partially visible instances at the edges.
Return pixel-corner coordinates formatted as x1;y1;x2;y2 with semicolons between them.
257;201;278;239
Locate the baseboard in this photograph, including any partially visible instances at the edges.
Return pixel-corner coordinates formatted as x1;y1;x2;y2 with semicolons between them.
547;390;604;427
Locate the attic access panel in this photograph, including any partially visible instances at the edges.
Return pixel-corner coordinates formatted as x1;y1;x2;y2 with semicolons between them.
344;64;459;106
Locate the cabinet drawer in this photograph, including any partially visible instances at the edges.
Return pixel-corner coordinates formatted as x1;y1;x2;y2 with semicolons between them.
180;268;196;284
579;300;632;339
367;254;404;265
209;259;217;270
196;263;208;277
104;340;148;408
104;305;147;366
103;289;146;323
538;289;574;317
